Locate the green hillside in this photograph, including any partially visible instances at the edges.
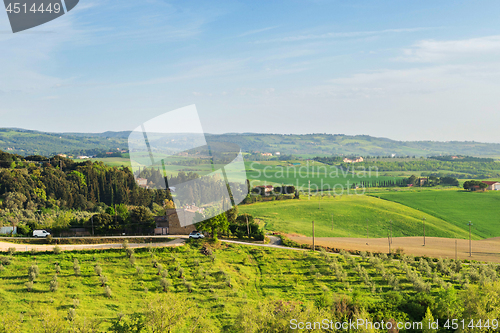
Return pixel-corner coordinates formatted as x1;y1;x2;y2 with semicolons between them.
0;241;497;331
245;160;400;190
372;190;500;239
238;195;475;239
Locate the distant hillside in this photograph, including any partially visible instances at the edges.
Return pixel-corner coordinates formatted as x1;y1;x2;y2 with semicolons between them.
2;128;500;157
0;128;129;156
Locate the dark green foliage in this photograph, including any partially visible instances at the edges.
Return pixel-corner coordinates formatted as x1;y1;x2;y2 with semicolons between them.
229;214;264;240
128;206;155;234
195;210;229;241
0;150;171;211
109;313;146;333
463;180;488;191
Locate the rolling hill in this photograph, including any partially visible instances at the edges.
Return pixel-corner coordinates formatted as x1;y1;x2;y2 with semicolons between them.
238;195;476;240
2;128;500;158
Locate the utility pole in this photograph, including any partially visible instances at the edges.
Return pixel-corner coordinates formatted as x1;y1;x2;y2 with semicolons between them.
389;220;393;244
467;221;473;257
312;220;315;251
246;215;250;237
422;217;426;246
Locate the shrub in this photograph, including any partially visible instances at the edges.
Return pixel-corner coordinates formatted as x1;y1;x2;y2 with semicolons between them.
126;248;134;258
1;257;11;266
122;240;129;250
25;280;34;292
136;266;145;276
160;278;171;291
184;281;193;292
30;248;37;255
50;275;58;292
413;278;431;293
455;259;463;273
129;255;136;266
105;285;112;298
161;269;168;278
0;264;4;273
152;259;158;268
360;251;367;260
46;234;53;244
94;264;102;276
53;245;62;254
73;299;80;308
28;264;39;280
73;259;80;276
7;247;16;255
55;263;61;274
99;275;108;287
67;308;76;322
157;264;163;275
178;268;184;278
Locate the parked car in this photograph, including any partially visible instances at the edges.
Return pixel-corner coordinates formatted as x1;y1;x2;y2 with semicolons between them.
33;230;51;238
189;231;205;239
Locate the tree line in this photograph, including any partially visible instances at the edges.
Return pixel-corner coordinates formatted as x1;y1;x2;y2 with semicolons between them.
0;151;171;211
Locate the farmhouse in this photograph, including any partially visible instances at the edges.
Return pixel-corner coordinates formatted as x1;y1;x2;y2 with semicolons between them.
154;208;197;235
254;185;274;196
136;177;148;189
482;181;500;191
261;153;273;156
343;157;364;163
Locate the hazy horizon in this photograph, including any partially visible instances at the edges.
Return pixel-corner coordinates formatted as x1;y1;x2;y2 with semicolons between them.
3;126;500;145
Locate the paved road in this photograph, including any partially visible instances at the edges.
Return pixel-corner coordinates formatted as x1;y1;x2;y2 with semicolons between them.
0;238;186;252
0;234;308;253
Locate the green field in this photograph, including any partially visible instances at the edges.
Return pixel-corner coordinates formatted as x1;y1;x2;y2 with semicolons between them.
372;190;500;239
0;241;496;332
238;195;474;239
246;160;400;190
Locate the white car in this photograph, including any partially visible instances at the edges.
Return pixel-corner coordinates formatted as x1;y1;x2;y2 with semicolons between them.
189;231;205;239
33;230;51;238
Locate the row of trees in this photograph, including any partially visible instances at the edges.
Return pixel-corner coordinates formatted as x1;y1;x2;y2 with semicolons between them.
0;152;171;211
351;175;459;189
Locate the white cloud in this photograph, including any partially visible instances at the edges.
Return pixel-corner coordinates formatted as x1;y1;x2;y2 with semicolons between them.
238;26;278;37
399;35;500;62
254;27;435;44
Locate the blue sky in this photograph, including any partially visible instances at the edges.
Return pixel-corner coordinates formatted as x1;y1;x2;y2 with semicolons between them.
1;0;500;142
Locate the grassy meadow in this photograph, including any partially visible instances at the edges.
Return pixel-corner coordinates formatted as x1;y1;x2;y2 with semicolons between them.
245;160;400;190
0;241;497;332
238;195;474;240
372;190;500;239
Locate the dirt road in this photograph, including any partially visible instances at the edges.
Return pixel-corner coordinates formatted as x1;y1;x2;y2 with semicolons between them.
290;236;500;262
